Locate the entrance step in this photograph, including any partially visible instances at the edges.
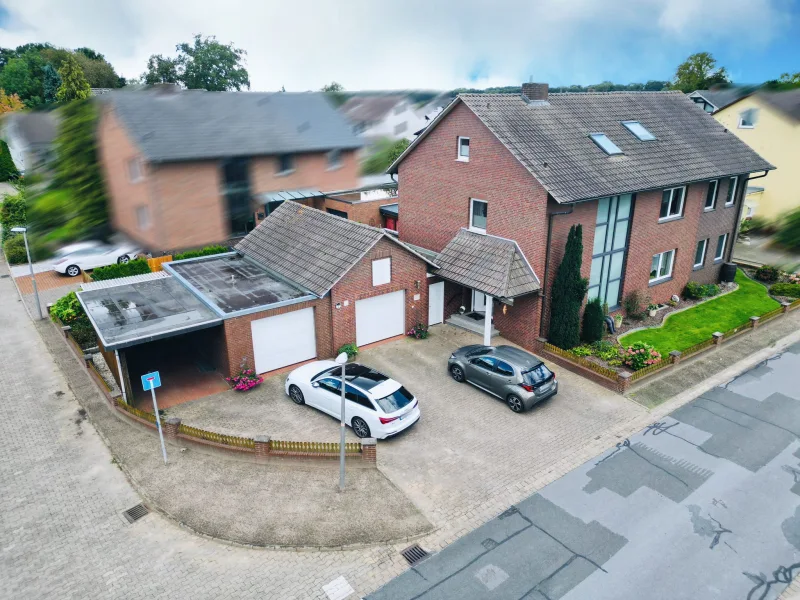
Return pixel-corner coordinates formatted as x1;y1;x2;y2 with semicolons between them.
446;313;500;337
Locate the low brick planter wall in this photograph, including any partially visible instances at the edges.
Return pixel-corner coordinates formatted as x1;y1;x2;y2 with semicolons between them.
50;317;377;466
533;298;800;393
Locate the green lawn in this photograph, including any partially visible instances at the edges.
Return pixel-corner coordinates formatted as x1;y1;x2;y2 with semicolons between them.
618;270;780;356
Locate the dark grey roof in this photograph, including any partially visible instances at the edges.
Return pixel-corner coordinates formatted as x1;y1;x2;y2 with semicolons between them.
379;203;398;217
434;229;540;299
76;276;221;350
3;111;59;146
340;95;406;123
235;201;435;297
105;90;362;163
758;90;800;122
690;88;750;111
391;91;773;203
259;189;324;203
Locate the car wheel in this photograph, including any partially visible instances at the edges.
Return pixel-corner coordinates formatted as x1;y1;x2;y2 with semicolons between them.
117;255;130;264
66;265;81;277
351;417;371;438
288;385;305;405
506;394;525;413
450;364;465;382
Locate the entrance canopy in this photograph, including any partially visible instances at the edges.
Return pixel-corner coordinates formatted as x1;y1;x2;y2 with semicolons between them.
77;276;222;351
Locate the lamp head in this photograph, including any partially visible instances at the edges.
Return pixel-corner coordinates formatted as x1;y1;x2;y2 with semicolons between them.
10;227;26;233
334;352;348;365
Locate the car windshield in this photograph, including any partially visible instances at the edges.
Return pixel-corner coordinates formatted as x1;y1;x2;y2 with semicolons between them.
375;386;414;413
522;364;553;387
312;366;338;380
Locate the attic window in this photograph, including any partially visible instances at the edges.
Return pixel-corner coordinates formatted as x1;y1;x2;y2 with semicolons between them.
622;121;656;141
589;133;623;156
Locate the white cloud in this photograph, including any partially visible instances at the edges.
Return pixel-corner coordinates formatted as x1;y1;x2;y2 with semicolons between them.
0;0;792;90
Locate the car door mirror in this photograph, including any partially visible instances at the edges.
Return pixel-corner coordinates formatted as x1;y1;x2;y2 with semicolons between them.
311;381;319;388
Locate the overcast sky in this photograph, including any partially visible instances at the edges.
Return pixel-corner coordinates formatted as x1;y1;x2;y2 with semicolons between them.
1;0;798;91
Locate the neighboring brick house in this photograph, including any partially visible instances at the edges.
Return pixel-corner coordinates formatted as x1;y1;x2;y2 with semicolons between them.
96;85;363;251
77;201;434;402
389;83;773;352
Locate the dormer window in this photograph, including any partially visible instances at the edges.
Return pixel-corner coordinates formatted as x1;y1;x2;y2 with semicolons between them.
457;136;470;162
622;121;656;141
589;133;623;155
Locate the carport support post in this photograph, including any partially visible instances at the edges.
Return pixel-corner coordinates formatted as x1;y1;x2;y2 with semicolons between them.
115;349;128;404
484;295;494;346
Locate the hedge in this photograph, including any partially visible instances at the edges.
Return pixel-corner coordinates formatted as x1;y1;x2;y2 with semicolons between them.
51;291;97;348
0;139;19;182
173;245;229;261
0;189;26;243
91;258;151;281
3;235;27;264
770;283;800;298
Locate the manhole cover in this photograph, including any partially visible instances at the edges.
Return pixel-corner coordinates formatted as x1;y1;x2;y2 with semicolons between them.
123;503;149;523
401;543;430;565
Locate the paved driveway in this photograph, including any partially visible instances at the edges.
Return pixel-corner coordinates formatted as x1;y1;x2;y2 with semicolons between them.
369;344;800;600
169;325;646;529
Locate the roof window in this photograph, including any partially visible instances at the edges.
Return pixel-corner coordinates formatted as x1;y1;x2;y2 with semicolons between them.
589;133;623;156
622;121;656;141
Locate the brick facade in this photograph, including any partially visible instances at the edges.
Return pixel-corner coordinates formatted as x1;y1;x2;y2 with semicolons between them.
218;237;428;377
395;99;746;351
98;107;360;251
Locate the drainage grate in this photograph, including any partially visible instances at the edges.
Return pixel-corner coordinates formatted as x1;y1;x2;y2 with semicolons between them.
0;274;9;279
123;503;149;523
401;543;430;566
482;538;499;550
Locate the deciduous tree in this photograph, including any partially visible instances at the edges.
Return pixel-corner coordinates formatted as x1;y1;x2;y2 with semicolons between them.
142;54;180;84
177;34;250;91
42;64;61;103
0;88;24;113
670;52;730;93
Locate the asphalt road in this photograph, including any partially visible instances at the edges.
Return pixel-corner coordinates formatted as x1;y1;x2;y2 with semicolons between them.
369;344;800;600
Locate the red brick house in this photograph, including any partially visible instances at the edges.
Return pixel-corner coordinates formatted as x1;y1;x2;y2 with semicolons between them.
389;83;774;352
77;201;434;402
97;86;364;251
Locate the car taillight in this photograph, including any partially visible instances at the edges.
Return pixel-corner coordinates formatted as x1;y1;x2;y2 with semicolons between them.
379;416;398;424
519;383;534;392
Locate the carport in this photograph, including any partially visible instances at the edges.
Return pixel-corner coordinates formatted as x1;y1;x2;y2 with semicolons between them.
77;275;225;408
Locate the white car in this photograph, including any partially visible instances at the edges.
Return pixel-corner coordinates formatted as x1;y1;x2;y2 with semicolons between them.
285;361;420;439
53;242;141;277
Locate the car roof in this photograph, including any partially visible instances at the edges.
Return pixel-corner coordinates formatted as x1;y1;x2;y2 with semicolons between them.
492;345;542;368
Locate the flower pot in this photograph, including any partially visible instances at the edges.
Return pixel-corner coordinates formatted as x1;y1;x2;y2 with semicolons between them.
648;309;657;317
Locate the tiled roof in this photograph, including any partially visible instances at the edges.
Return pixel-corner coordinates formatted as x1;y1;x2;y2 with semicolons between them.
391;91;773;203
340;95;406;123
758;89;800;122
235;201;435;297
458;91;773;203
434;229;540;299
104;90;362;163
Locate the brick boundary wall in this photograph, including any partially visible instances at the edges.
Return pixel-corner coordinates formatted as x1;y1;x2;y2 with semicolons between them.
49;317;376;466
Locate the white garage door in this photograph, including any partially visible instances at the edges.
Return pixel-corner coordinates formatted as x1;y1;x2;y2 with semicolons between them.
355;290;405;346
251;307;316;374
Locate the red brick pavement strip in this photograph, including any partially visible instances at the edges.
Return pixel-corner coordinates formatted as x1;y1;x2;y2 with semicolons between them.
15;270;81;294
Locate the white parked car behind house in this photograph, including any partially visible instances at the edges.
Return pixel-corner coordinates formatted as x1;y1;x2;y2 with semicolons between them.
285;361;420;439
53;242;141;277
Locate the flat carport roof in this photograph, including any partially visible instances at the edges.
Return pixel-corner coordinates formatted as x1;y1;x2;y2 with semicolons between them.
77;276;222;351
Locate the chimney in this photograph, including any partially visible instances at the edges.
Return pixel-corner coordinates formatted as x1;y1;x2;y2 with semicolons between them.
521;82;548;102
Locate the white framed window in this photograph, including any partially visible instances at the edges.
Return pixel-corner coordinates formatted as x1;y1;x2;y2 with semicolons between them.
746;205;755;218
659;187;686;221
136;206;150;230
725;176;739;207
738;108;758;129
276;153;295;175
469;198;487;233
372;257;391;286
621;121;656;141
589;133;623;155
128;158;143;183
705;180;718;211
694;239;708;269
650;249;675;283
457;136;470;161
714;233;728;262
327;149;342;170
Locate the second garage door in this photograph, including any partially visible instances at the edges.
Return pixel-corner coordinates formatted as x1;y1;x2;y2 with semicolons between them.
251;307;317;374
355;290;405;347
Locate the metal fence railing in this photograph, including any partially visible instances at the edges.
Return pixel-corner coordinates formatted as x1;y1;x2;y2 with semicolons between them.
178;423;255;449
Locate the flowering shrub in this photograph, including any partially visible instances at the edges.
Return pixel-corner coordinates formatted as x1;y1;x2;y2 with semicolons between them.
407;323;429;339
621;342;662;371
755;265;781;282
226;359;263;391
788;272;800;284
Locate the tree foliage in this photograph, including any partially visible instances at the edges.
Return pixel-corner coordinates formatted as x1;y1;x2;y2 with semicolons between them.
777;207;800;251
669;52;730;93
581;297;605;343
548;225;588;350
73;52;121;88
0;88;24;113
0;187;25;241
321;81;347;106
764;72;800;91
56;55;91;102
0;52;45;106
53;100;109;235
143;34;250;91
361;138;410;175
0;140;20;182
42;64;61;103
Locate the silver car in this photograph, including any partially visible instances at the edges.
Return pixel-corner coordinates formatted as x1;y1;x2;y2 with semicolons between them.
447;345;558;413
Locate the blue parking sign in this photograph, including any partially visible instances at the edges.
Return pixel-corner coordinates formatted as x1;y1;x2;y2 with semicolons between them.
141;371;161;391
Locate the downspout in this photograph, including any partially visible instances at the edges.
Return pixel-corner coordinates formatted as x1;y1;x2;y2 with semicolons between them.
539;204;574;337
728;170;769;262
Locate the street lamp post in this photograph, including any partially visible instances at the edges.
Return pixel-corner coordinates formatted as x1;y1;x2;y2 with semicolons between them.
10;227;42;320
335;351;348;492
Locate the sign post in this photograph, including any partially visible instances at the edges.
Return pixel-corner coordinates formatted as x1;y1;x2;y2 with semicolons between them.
141;372;168;465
